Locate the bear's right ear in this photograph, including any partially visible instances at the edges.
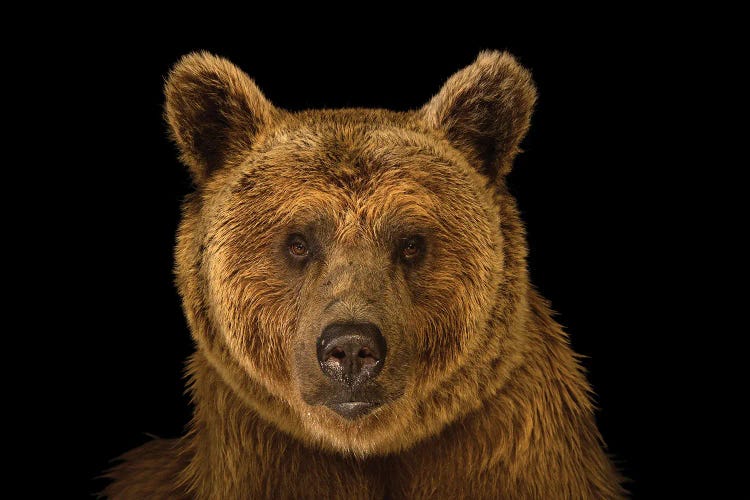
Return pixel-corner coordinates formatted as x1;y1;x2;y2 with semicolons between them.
420;51;537;183
165;52;277;184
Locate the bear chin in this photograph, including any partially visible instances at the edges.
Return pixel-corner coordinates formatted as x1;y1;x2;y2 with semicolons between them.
300;405;409;455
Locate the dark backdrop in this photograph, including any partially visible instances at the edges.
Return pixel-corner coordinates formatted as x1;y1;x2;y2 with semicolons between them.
61;27;676;497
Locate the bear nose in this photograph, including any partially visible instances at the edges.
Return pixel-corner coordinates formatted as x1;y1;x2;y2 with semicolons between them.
316;322;386;385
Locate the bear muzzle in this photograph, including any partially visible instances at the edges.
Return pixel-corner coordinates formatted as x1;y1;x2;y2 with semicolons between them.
315;322;386;418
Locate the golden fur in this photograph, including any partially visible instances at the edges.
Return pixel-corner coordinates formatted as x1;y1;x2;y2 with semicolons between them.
104;51;625;498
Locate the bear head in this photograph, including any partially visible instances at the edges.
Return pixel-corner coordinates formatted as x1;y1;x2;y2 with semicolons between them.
165;51;536;455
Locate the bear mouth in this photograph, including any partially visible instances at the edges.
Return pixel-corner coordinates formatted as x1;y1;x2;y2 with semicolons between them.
303;384;386;420
326;400;380;419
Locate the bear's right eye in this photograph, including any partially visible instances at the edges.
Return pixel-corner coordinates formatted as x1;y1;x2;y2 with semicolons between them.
398;235;426;264
288;235;309;258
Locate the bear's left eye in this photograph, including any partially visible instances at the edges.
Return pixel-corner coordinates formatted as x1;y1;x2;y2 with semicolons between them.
401;236;424;261
288;235;309;257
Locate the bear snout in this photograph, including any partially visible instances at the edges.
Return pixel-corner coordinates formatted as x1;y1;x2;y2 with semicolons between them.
313;322;387;419
316;322;386;385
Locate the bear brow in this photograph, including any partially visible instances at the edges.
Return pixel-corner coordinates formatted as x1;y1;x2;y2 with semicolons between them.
273;183;444;238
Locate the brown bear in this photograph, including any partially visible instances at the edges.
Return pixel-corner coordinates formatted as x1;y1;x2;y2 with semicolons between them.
104;51;625;498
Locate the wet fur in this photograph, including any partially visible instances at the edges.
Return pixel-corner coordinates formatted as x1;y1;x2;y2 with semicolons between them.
104;51;625;498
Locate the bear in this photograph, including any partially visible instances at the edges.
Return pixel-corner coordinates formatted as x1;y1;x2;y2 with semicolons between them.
103;51;625;498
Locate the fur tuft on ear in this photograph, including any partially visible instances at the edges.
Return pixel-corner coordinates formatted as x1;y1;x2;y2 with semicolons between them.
164;52;277;184
421;51;537;182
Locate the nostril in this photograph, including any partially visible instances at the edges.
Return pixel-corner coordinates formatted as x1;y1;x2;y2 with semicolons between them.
358;347;373;359
317;322;387;382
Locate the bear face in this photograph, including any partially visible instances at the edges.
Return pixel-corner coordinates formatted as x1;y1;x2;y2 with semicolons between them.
166;52;536;455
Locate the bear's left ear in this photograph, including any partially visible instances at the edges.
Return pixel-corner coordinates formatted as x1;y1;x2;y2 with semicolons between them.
165;52;278;185
420;51;537;182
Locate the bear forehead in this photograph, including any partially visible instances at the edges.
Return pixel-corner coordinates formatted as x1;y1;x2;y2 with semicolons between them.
241;109;478;197
212;110;496;239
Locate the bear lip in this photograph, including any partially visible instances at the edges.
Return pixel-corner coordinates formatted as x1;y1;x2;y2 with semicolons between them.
327;401;379;419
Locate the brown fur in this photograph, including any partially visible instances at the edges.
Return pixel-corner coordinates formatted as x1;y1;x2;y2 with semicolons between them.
104;51;625;498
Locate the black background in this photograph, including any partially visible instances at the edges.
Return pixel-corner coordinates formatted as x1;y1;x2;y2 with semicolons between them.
56;24;683;498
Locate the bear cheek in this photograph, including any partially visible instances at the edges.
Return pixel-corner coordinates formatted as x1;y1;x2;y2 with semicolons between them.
409;242;500;386
204;242;297;388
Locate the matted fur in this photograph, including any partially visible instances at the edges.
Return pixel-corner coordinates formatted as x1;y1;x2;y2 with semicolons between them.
104;51;625;499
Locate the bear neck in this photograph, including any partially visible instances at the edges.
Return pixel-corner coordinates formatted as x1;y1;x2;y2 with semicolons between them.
176;287;622;497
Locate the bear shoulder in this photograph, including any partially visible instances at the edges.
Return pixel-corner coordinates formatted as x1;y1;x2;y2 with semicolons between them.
102;438;190;499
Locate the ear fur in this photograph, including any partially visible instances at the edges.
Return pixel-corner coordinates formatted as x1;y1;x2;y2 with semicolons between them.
421;51;537;181
164;52;277;184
